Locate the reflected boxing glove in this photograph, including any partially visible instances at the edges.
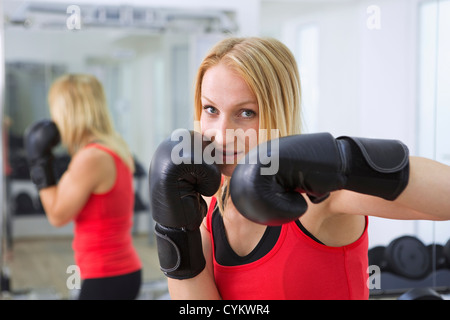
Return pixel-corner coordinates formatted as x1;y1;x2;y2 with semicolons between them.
149;130;221;279
24;119;61;190
230;132;409;226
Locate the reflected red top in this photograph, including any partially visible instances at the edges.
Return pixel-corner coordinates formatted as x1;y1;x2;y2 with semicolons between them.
72;144;141;279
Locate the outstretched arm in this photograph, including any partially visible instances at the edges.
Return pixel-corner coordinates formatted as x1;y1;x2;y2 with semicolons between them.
230;133;450;225
396;156;450;219
331;157;450;221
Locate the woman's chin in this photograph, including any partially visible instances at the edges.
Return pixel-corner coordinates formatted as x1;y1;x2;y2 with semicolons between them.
218;163;237;177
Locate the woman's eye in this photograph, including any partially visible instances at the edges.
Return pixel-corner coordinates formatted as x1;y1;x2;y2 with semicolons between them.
203;106;218;114
240;109;256;118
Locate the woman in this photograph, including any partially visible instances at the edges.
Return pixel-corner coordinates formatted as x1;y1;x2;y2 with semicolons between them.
25;74;142;299
151;37;450;299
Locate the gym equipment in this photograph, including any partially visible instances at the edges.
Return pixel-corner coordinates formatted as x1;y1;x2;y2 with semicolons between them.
13;192;34;215
8;153;29;180
369;238;450;297
397;287;444;300
427;244;447;270
368;245;389;271
385;236;431;280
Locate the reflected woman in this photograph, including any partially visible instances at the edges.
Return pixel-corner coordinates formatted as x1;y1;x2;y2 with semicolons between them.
24;74;142;299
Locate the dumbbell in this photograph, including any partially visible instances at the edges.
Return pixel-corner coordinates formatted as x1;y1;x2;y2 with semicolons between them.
13;192;45;215
14;192;35;215
385;236;431;280
368;245;389;272
369;236;432;279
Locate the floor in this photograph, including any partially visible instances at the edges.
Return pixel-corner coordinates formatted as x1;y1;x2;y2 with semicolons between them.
2;233;169;300
4;234;449;300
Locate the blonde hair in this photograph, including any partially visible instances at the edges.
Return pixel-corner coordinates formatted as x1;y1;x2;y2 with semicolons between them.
194;37;302;214
48;74;134;172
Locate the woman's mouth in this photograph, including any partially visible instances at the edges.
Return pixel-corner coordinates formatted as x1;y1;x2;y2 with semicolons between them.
218;149;243;164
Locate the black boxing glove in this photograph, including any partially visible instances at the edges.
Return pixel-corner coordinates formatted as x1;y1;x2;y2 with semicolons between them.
149;129;221;279
24;119;61;190
230;132;409;226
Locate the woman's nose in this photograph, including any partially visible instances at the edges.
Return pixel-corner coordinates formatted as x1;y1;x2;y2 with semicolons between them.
204;117;236;147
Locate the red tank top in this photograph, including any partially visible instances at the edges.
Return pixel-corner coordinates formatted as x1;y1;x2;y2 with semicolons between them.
206;197;369;300
72;144;141;279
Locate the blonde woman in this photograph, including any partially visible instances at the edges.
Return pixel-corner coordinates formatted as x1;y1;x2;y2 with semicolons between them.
149;37;450;300
24;74;142;300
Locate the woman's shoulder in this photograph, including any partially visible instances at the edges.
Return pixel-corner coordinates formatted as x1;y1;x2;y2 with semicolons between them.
71;144;115;172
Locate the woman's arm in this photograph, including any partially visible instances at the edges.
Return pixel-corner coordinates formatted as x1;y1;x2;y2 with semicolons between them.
396;156;450;219
168;218;221;300
331;156;450;221
39;148;114;227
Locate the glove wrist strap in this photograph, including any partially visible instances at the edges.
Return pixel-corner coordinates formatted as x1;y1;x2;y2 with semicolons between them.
154;223;205;280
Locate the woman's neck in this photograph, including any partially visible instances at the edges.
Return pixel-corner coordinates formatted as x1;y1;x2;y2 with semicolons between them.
223;197;266;230
70;134;99;155
222;197;268;257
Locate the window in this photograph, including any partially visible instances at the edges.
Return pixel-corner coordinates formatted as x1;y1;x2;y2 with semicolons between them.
417;0;450;166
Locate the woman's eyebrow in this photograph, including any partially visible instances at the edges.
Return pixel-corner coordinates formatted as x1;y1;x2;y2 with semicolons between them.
201;95;257;108
201;96;215;105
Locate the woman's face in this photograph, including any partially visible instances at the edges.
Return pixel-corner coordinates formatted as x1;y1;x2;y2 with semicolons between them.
200;63;259;177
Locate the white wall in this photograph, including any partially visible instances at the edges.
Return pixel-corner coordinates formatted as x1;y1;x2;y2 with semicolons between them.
261;0;418;144
358;0;418;146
